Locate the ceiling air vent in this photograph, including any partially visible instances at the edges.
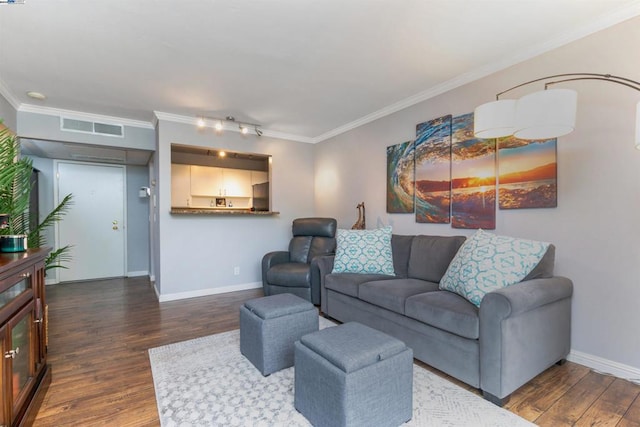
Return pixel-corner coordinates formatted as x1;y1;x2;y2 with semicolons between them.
61;117;124;137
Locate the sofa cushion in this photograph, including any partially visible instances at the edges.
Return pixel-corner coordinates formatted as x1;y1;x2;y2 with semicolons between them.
439;229;550;307
332;227;394;275
325;273;394;298
405;291;479;339
407;235;466;282
359;279;439;315
523;244;555;280
266;263;311;287
390;234;413;278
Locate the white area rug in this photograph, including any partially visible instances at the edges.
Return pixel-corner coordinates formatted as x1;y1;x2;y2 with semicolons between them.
149;318;534;426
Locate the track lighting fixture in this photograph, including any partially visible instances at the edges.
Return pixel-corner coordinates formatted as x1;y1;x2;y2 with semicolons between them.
194;115;263;136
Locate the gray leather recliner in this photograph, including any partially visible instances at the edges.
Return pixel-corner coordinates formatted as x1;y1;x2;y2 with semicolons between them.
261;218;337;305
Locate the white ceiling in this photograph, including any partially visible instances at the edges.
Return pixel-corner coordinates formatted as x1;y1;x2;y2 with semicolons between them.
1;0;640;143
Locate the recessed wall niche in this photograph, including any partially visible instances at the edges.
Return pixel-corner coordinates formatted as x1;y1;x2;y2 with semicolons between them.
170;144;271;212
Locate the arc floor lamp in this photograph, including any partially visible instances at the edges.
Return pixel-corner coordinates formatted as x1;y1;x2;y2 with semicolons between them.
473;73;640;148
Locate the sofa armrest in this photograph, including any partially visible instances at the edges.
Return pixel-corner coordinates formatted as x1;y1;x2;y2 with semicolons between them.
309;255;333;305
481;276;573;318
261;251;290;289
314;255;335;313
479;276;573;401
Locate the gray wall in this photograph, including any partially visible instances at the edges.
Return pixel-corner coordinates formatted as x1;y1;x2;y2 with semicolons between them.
0;93;17;131
15;109;155;280
17;111;155;150
154;119;315;298
314;16;640;377
126;165;150;275
26;155;151;278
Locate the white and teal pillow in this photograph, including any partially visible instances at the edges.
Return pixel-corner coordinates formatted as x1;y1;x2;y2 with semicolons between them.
439;229;550;307
332;226;395;275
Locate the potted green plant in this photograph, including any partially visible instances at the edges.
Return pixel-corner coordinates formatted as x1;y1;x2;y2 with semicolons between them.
0;123;73;270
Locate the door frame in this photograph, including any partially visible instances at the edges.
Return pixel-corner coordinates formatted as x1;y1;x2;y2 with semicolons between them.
52;160;128;284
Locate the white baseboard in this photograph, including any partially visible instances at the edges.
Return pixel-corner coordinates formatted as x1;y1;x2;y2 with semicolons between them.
158;281;262;303
568;350;640;384
45;277;58;285
126;270;149;277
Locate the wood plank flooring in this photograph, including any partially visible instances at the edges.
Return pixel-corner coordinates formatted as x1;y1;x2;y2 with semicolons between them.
33;277;640;426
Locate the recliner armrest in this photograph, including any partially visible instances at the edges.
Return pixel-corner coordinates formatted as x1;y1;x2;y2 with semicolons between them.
261;251;290;286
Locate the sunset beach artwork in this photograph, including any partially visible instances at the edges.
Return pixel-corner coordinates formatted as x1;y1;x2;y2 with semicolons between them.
414;115;452;223
386;140;415;213
498;137;557;209
451;113;496;229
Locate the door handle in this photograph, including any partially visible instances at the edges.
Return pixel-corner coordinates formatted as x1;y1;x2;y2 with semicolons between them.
112;220;119;230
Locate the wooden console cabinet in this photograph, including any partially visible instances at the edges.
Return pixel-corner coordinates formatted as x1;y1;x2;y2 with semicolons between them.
0;248;50;427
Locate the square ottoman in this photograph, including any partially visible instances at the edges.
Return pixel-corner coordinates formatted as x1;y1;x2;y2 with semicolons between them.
294;322;413;427
240;293;318;376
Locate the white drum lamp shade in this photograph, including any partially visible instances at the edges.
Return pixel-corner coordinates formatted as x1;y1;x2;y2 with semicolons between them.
514;88;577;140
473;99;517;139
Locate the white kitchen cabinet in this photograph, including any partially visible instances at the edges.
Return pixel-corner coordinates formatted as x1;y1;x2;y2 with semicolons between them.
190;165;224;196
223;169;252;197
171;164;192;207
190;165;252;197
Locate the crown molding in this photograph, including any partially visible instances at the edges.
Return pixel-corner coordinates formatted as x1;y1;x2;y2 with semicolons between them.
18;104;155;129
0;77;21;110
312;1;640;143
153;111;314;143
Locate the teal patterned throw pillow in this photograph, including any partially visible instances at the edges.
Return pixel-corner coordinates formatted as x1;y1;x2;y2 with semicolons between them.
439;229;550;307
332;226;395;275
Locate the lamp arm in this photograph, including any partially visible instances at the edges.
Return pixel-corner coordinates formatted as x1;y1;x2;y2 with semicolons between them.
496;73;640;99
544;77;640;92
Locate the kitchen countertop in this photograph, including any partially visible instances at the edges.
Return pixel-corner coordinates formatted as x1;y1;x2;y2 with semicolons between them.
170;207;279;215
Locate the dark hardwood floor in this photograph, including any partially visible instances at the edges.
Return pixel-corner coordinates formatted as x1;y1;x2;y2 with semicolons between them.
34;277;640;426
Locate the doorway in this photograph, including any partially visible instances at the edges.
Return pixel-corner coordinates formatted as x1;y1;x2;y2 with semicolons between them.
55;161;126;282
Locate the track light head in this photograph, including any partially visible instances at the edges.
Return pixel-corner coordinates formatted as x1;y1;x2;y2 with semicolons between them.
255;126;263;136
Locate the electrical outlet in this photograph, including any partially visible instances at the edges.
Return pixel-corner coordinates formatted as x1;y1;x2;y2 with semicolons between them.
233;266;240;276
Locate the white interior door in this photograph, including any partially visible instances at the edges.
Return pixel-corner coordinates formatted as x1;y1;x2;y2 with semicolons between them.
56;162;126;282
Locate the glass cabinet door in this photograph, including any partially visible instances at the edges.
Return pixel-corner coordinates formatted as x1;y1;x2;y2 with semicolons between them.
7;303;35;423
0;323;6;427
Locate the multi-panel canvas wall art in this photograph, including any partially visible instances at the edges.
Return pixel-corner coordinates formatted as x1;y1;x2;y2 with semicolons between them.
386;140;415;213
414;115;452;223
451;113;496;229
497;137;557;209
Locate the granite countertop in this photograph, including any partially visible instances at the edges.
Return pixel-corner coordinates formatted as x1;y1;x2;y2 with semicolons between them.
170;208;279;216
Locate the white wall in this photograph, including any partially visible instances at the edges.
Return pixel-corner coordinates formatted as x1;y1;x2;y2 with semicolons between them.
314;17;640;378
154;119;316;300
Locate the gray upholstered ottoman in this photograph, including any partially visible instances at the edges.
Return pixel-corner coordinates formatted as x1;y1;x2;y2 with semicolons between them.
240;293;318;376
294;322;413;427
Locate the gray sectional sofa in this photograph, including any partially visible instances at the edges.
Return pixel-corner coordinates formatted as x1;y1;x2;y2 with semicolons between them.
317;234;573;405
